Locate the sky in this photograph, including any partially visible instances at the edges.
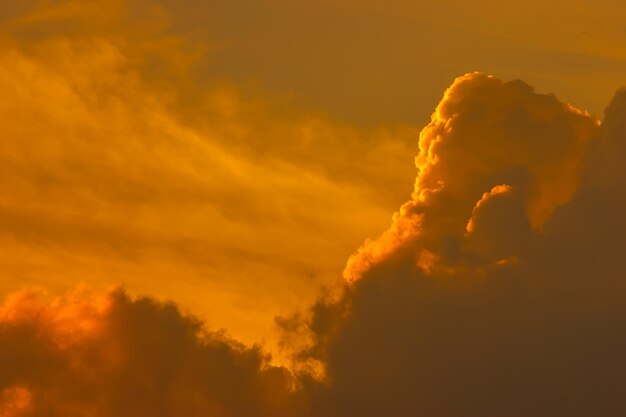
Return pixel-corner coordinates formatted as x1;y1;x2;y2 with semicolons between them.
1;1;626;416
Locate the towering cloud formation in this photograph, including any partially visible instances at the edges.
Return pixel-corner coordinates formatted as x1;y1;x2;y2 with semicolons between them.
295;74;626;416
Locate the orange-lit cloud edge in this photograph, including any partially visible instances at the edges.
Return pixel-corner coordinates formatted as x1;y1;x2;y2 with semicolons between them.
3;69;626;416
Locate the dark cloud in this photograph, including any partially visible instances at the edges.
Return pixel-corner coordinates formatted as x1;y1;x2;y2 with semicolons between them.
288;75;626;416
0;289;303;417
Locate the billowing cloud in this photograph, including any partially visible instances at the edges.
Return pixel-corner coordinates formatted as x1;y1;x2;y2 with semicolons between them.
288;75;626;416
344;73;598;281
0;288;302;417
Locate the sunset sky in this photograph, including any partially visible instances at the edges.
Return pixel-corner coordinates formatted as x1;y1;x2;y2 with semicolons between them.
1;1;626;416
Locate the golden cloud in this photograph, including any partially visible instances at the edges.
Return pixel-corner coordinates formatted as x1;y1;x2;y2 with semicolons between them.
344;73;598;280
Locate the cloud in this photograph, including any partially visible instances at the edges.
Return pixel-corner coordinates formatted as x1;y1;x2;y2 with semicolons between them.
287;74;626;416
344;73;598;281
0;288;302;417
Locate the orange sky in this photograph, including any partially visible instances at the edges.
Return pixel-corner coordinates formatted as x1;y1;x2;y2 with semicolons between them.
1;1;626;415
0;0;422;349
1;0;624;348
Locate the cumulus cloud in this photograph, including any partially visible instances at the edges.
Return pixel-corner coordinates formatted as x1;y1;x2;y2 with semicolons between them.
344;73;598;281
288;74;626;416
0;288;303;417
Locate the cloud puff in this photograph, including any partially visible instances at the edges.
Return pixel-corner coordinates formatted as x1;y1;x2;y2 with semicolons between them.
0;288;302;417
344;73;598;281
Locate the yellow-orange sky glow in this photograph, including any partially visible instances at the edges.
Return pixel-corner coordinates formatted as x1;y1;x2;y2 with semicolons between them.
2;1;626;416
